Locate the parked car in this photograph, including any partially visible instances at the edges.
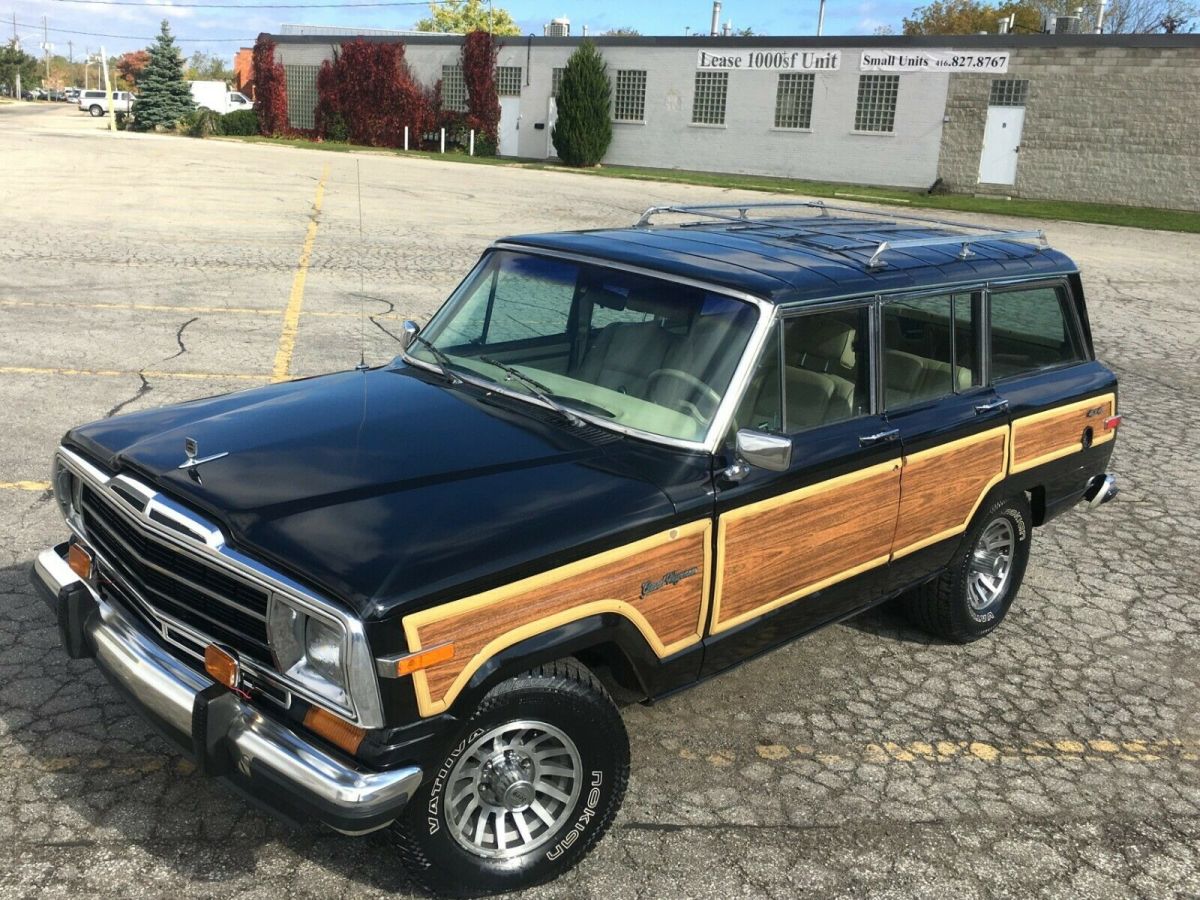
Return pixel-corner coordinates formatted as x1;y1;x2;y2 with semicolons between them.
188;80;253;114
34;203;1119;896
64;87;80;102
46;89;65;101
77;89;133;116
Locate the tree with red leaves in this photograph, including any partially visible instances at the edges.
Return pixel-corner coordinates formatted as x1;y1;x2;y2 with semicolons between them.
251;36;288;136
314;39;437;148
115;50;150;89
461;30;500;155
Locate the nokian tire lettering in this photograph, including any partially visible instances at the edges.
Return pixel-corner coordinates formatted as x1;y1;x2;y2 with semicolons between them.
391;659;629;897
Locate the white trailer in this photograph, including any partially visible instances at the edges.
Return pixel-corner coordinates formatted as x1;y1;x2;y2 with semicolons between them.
188;81;254;114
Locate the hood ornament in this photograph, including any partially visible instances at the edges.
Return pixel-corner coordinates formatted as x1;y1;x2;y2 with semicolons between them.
178;437;229;483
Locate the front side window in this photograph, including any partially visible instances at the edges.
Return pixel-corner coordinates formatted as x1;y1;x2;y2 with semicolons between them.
854;74;898;133
413;251;761;443
736;306;871;434
990;285;1084;379
692;71;728;125
884;293;980;409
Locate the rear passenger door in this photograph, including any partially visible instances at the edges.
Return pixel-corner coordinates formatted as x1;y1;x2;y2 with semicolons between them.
882;289;1012;586
704;301;902;673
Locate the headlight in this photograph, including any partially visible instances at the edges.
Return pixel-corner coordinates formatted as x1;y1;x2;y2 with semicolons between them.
51;455;82;525
266;594;351;710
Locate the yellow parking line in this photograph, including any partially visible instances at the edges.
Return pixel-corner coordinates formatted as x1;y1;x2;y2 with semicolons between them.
0;481;50;492
0;366;269;381
0;300;398;319
272;165;330;383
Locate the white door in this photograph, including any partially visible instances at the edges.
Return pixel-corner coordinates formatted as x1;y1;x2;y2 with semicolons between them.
498;97;521;157
546;97;558;159
978;106;1025;185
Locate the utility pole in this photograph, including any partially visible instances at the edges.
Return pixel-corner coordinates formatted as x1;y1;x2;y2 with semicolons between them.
68;40;73;63
43;16;50;82
13;12;22;100
817;0;827;36
100;46;114;131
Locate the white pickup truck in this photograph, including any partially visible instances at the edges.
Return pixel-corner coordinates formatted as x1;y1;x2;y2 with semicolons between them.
78;89;134;116
188;81;254;114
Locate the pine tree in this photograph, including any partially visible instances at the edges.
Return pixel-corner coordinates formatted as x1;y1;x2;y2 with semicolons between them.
133;20;196;131
552;41;612;167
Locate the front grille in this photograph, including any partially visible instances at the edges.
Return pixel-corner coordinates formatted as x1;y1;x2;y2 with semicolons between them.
80;484;273;663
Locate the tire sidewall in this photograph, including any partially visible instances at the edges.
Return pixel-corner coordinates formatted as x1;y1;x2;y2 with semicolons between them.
953;494;1031;636
400;676;628;895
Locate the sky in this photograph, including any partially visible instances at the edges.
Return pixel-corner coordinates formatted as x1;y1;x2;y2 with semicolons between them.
7;0;906;60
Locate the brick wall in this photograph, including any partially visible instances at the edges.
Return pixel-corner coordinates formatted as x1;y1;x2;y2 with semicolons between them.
937;46;1200;211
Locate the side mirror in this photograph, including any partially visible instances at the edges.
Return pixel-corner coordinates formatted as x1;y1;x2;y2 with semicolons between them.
400;320;420;351
735;428;792;472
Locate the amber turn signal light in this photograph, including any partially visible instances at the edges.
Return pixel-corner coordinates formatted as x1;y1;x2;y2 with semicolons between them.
67;543;92;580
204;643;241;691
394;642;455;677
304;706;366;754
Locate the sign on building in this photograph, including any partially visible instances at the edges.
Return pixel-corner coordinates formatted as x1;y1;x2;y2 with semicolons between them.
697;49;842;71
859;50;1010;72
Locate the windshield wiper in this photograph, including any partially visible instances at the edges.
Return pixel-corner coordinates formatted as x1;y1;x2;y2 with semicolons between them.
408;334;461;384
479;356;583;426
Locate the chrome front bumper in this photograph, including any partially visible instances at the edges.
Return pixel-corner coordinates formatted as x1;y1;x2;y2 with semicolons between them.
32;542;422;835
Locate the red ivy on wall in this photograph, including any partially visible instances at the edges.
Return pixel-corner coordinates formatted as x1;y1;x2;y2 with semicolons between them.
315;39;438;148
461;30;500;151
251;36;289;136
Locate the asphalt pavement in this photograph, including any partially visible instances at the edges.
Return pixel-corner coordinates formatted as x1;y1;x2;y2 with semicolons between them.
1;102;1199;899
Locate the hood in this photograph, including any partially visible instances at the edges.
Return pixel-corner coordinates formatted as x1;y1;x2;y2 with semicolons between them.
66;365;681;618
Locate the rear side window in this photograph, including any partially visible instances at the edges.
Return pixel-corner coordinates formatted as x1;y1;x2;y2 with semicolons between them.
883;293;980;409
990;285;1085;379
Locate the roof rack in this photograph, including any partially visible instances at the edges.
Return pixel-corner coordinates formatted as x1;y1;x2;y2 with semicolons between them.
635;201;1048;269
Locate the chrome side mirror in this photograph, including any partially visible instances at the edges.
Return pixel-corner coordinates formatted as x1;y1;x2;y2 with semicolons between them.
735;428;792;472
400;320;420;351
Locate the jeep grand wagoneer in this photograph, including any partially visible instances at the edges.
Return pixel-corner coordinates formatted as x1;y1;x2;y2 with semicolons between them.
34;203;1119;896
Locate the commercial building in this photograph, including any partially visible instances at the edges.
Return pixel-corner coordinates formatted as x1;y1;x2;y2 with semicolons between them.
267;32;1200;211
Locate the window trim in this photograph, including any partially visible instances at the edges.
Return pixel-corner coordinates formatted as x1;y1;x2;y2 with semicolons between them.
985;277;1090;384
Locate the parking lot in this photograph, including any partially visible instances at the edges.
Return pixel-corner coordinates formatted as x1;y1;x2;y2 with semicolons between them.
2;101;1199;898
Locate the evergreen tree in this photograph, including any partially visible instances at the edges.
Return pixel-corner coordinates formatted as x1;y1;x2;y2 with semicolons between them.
552;41;612;168
133;21;195;130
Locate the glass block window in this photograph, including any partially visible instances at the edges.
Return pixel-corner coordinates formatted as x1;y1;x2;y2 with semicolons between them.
442;64;466;112
691;71;728;125
854;74;899;133
989;78;1029;107
774;73;814;129
551;66;565;97
496;66;522;96
613;69;647;122
284;64;318;130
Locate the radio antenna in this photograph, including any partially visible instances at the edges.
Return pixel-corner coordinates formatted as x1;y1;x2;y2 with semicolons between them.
355;158;367;371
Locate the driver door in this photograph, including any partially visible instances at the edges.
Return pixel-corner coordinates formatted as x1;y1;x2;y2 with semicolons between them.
702;301;902;674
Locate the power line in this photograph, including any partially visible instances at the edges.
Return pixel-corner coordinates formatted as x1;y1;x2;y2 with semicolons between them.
11;19;256;40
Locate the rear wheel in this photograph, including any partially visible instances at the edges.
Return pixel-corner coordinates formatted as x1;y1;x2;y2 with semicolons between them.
88;104;103;117
392;659;628;897
902;493;1032;643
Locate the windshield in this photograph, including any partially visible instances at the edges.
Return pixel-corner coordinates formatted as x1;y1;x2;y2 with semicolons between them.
410;250;761;444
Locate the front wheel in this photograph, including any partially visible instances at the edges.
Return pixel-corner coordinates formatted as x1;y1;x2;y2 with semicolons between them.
902;493;1032;643
392;659;629;897
88;104;103;117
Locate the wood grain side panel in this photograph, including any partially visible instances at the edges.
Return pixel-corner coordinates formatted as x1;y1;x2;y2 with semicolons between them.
711;460;902;634
403;521;711;716
1011;393;1115;474
891;426;1009;559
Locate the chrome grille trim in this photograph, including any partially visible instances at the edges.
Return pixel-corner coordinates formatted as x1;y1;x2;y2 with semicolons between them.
56;445;385;728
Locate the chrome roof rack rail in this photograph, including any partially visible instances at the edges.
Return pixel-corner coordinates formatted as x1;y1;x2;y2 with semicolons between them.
635;201;1049;269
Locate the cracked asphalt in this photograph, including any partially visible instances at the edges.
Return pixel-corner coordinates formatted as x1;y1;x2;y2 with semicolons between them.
2;103;1199;899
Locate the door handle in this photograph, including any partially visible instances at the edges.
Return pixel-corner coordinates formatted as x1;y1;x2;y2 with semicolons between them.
859;428;900;447
974;398;1010;415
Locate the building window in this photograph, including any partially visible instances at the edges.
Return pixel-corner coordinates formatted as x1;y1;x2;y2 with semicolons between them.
854;74;899;133
442;64;466;112
613;69;647;122
691;71;728;126
989;78;1029;107
774;73;814;129
284;64;319;130
551;66;565;98
496;66;522;96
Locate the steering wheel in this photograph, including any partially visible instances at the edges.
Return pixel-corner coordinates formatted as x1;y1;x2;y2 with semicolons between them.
646;368;721;423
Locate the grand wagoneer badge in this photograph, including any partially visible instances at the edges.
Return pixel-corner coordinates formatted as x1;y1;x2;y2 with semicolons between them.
641;566;700;599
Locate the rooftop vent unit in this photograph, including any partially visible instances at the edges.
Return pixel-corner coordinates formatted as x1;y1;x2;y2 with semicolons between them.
544;17;570;36
1053;14;1081;32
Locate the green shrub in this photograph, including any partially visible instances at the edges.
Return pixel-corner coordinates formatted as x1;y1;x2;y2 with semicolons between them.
323;110;349;142
187;107;223;137
220;108;258;135
552;41;612;167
